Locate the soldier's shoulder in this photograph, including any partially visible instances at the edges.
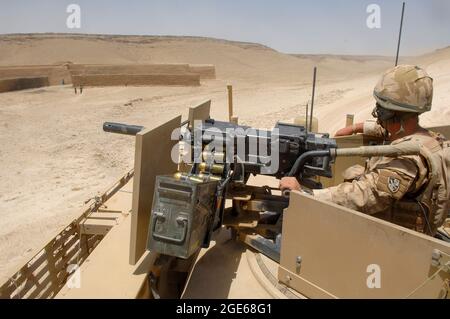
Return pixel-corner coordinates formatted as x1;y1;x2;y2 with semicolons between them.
392;131;442;152
386;133;431;170
390;135;414;145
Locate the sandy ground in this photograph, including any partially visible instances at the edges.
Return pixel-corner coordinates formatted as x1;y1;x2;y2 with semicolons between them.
0;34;449;283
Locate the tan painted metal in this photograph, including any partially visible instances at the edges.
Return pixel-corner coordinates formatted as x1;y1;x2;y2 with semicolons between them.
129;116;181;265
293;116;318;133
56;177;158;298
188;100;211;128
345;114;354;127
227;85;233;122
57;214;157;298
279;191;450;298
0;170;133;299
182;229;300;299
55;177;158;298
81;219;117;236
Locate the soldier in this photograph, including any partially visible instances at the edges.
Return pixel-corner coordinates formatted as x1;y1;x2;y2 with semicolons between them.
280;65;450;236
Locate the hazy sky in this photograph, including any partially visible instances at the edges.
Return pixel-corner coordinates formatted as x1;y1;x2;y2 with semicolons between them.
0;0;449;55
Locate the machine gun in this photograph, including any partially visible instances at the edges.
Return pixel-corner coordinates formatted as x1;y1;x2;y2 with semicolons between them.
104;119;337;261
103;118;421;262
150;118;338;260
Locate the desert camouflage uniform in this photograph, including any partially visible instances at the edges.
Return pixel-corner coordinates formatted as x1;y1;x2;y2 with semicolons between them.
313;131;447;234
363;119;386;138
313;65;449;235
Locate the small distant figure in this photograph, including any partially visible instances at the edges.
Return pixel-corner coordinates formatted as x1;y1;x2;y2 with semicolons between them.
74;87;77;94
61;79;65;85
80;86;83;94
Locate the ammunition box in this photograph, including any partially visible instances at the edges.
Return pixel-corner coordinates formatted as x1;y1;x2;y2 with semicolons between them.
147;175;218;259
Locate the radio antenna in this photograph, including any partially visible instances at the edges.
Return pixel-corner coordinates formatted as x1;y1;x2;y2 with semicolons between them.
395;2;406;66
309;67;317;132
305;101;309;133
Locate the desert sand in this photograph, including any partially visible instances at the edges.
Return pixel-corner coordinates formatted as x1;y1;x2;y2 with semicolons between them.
0;34;449;282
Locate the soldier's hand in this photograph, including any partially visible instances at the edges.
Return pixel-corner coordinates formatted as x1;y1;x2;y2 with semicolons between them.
334;122;364;137
279;177;301;192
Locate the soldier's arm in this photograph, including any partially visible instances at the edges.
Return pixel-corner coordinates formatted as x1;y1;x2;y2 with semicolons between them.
312;157;422;215
334;120;386;138
362;120;386;138
335;123;364;137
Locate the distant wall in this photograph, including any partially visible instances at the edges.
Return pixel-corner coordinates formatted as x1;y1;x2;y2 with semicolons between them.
0;65;71;85
68;64;191;76
0;77;49;93
71;74;200;87
68;63;216;80
188;64;216;79
0;63;215;89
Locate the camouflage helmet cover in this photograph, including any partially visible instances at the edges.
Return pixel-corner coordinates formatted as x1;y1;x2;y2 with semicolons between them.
373;65;433;113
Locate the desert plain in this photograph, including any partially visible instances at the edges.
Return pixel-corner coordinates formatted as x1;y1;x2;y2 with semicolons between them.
0;33;449;282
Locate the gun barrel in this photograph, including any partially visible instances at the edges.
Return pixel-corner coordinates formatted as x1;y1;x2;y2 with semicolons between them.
103;122;144;136
332;142;421;158
288;142;421;178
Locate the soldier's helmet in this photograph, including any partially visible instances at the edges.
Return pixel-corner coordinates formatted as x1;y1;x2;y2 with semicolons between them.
373;65;433;113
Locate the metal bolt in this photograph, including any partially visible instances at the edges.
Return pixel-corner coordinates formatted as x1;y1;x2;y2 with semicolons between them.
296;256;302;273
431;249;442;267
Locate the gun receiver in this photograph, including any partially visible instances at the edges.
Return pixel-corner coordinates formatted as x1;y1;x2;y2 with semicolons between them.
190;118;336;180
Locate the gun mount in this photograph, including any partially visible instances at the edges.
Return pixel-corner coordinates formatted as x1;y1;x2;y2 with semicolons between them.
103;118;422;266
104;118;337;262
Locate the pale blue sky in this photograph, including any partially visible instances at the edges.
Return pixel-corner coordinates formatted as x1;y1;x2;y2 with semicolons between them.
0;0;449;55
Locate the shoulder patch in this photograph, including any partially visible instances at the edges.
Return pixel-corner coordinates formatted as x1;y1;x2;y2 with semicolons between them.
387;176;400;193
376;169;415;200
